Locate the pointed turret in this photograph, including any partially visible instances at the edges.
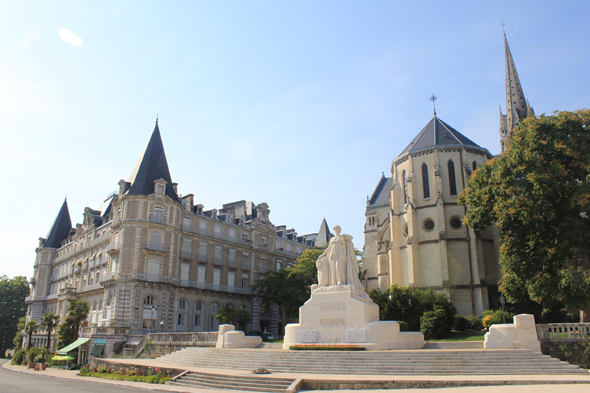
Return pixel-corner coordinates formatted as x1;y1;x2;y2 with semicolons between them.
500;33;534;152
315;218;332;248
127;119;179;202
43;199;72;248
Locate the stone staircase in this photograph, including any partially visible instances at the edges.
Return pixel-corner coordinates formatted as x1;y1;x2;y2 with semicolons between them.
423;341;483;349
169;371;296;392
157;347;588;375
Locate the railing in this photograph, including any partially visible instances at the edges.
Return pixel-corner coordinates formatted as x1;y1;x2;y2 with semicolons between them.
228;259;238;267
80;283;103;292
133;334;149;357
536;323;590;341
105;243;119;253
213;256;223;265
80;326;131;337
99;273;115;283
259;243;269;250
181;250;192;259
142;242;169;253
149;215;166;224
182;225;252;247
274;247;300;258
149;332;217;344
178;279;253;295
127;335;145;344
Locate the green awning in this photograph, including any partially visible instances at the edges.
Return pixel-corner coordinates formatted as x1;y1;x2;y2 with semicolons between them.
57;338;90;354
90;344;105;356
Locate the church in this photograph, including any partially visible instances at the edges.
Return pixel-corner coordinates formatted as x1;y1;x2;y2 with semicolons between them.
362;32;534;316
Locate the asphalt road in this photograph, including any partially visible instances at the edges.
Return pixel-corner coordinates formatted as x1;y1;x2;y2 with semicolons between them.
0;359;161;393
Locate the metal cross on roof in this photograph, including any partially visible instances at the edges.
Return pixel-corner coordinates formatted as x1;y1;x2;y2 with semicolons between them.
429;93;438;116
501;19;506;35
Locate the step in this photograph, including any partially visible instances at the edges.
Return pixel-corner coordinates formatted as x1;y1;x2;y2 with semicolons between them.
170;380;289;393
171;372;295;393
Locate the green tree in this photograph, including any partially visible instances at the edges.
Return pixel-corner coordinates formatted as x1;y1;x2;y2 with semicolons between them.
13;316;26;350
459;110;590;316
0;276;29;356
215;306;252;330
41;312;60;351
252;248;322;330
56;300;89;348
25;320;39;350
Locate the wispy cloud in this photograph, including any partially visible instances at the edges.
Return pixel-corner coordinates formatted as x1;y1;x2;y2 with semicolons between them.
14;25;44;52
59;28;82;47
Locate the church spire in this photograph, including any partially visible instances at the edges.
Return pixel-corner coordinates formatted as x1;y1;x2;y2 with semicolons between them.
43;198;72;248
127;120;179;201
500;30;533;152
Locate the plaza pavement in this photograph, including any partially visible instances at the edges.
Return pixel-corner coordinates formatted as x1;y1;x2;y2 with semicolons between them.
3;357;590;393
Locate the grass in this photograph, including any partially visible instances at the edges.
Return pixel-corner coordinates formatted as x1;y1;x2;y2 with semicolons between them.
428;330;486;342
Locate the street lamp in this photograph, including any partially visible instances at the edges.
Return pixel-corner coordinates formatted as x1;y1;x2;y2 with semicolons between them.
151;305;155;333
160;320;164;333
499;294;506;324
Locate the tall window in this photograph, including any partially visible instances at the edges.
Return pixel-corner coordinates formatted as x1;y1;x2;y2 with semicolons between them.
448;160;457;196
472;160;477;171
209;303;219;331
422;164;430;199
402;170;408;203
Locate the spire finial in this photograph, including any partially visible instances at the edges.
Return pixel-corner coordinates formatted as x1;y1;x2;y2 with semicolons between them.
156;113;159;126
501;19;506;36
429;93;438;116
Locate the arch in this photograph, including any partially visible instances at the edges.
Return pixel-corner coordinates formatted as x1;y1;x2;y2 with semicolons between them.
195;301;204;312
472;160;477;171
448;160;457;195
421;164;430;199
178;299;187;310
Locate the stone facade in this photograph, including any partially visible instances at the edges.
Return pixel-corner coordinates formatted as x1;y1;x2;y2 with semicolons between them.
363;116;501;316
25;121;315;339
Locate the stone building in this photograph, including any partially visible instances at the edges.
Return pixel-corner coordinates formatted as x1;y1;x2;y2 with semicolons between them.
362;33;532;316
26;120;316;339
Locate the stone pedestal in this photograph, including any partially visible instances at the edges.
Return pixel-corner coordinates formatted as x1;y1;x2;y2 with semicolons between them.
484;314;541;352
283;286;424;350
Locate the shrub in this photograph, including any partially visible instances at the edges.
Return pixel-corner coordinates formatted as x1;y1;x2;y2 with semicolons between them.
11;349;26;365
482;309;513;329
552;340;590;369
420;306;453;339
159;377;171;384
466;315;483;331
146;376;159;384
98;367;108;373
454;316;470;331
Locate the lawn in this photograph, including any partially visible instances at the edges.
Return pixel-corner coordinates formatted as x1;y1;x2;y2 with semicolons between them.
428;330;486;342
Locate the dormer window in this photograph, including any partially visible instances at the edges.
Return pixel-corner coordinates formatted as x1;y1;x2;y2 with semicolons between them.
153;178;167;196
157;184;165;195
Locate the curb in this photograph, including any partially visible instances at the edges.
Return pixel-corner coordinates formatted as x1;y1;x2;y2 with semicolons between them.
1;363;195;393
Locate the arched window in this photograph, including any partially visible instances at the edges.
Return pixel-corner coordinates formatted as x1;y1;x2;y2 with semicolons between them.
472;161;477;171
144;295;155;306
402;170;408;203
422;164;430;199
195;301;204;312
448;160;457;195
178;299;187;310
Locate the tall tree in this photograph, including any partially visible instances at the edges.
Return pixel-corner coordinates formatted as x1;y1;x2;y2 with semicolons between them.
41;312;60;351
459;110;590;316
25;321;39;350
0;276;29;356
252;248;322;329
56;300;89;348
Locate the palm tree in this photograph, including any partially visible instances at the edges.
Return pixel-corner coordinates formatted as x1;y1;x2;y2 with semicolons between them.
67;300;89;340
25;320;39;350
41;312;60;351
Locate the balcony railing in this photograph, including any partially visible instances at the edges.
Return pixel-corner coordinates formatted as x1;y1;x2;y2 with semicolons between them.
143;243;169;253
178;279;253;295
80;326;130;337
149;215;165;224
182;225;252;247
228;259;238;267
259;243;269;250
275;247;300;258
181;250;193;259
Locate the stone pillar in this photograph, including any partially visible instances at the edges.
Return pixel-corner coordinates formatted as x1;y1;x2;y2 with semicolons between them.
251;297;261;333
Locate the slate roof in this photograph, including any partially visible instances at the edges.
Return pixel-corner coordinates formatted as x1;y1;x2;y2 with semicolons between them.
399;116;481;156
127;120;179;202
368;175;392;206
316;218;331;247
44;199;72;248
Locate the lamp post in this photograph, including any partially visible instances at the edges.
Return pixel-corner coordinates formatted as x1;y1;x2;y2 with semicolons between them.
151;305;155;333
160;320;164;333
499;294;506;324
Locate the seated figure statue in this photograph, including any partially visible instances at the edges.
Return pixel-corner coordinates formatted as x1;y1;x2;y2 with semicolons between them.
315;225;372;303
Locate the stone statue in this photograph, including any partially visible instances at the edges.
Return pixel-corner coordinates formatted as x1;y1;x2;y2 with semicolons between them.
315;225;371;303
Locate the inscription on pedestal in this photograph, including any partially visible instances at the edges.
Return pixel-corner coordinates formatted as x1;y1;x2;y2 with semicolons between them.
346;328;366;343
299;329;317;343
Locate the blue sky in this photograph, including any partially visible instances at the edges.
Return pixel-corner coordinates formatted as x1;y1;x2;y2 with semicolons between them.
1;1;589;279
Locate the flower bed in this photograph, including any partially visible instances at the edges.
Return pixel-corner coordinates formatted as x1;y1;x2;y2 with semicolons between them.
289;345;366;351
79;364;171;384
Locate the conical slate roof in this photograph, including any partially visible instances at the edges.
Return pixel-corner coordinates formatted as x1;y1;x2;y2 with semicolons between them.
399;116;481;156
127;120;179;202
315;218;331;248
44;199;72;248
368;174;392;206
